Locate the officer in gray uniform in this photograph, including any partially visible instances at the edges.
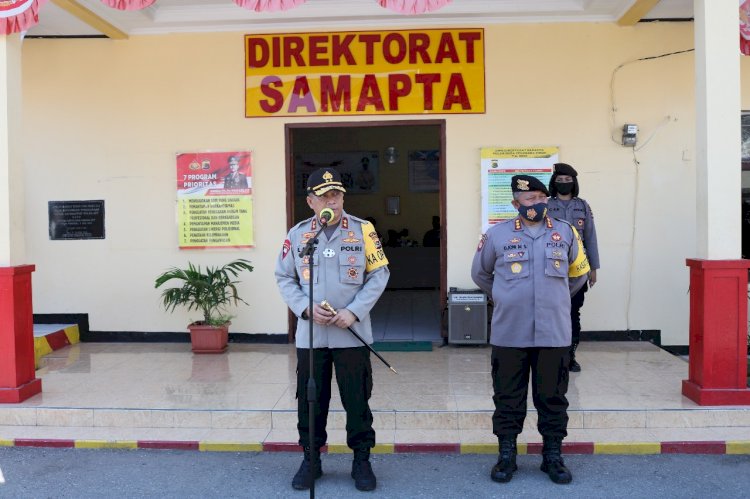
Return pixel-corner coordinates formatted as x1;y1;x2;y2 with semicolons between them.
546;162;600;372
471;174;589;485
275;167;389;492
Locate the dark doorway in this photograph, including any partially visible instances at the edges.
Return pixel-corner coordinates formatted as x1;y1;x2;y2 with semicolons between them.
285;120;446;343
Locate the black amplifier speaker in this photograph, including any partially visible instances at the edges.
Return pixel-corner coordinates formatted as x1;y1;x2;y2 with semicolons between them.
447;288;487;344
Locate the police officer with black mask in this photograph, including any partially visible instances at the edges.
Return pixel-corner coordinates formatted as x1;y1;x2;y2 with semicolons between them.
472;175;589;485
546;163;600;372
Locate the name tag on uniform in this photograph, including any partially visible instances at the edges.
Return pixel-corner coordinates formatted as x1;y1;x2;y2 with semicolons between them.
323;248;336;258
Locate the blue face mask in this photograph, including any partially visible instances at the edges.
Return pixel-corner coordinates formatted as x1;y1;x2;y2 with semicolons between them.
518;202;547;222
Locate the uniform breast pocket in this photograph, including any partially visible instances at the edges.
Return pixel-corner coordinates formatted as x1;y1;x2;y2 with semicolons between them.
501;251;530;280
545;247;567;278
297;264;318;284
297;254;320;284
339;253;365;285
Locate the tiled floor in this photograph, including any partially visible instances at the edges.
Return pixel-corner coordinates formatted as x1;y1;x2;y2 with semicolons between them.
1;340;749;446
371;289;442;342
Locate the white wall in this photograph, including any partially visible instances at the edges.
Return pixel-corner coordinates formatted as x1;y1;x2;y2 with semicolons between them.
19;22;750;344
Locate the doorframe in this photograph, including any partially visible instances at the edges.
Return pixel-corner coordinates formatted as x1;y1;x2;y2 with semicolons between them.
284;119;447;343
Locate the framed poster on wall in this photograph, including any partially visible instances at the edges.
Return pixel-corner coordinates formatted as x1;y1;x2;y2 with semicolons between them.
480;146;558;232
408;150;440;192
176;151;254;249
742;112;750;171
295;151;379;195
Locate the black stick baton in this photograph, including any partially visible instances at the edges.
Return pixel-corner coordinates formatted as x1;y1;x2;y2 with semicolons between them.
320;300;398;374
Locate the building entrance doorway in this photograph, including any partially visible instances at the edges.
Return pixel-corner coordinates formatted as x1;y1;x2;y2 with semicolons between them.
285;120;446;343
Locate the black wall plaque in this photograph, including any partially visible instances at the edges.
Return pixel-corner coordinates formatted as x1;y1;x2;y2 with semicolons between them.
48;200;105;240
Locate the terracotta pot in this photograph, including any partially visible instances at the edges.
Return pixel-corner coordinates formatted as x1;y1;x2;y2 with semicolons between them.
187;322;229;354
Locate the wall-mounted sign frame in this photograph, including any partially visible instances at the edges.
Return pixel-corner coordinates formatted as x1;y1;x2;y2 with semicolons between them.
176;150;254;249
480;146;558;233
408;149;440;192
295;151;380;195
245;28;485;118
48;200;105;240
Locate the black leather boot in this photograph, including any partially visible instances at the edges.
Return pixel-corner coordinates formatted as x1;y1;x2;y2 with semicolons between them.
490;435;518;483
351;448;376;491
540;437;572;484
569;343;581;372
291;446;322;490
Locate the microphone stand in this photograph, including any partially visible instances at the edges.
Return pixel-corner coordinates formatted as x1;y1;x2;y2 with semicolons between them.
298;217;328;499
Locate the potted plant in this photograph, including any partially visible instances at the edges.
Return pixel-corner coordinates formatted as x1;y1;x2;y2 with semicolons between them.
154;259;254;353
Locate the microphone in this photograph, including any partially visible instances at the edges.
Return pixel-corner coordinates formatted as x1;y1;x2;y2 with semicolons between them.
319;208;335;226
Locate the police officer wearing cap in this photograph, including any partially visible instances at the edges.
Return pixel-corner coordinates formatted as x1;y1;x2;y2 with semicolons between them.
471;174;589;485
546;163;600;372
222;155;249;189
275;168;389;492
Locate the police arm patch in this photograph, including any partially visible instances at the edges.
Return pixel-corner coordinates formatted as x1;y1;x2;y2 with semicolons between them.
568;227;590;277
477;233;487;252
362;222;388;272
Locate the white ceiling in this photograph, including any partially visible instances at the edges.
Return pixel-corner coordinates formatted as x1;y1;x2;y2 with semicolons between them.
25;0;694;38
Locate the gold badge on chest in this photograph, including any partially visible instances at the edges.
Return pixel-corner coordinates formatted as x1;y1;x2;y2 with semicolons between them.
343;231;360;243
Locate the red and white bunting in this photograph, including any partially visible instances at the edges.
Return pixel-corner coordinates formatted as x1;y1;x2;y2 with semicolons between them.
100;0;156;10
0;0;44;35
98;0;306;13
377;0;451;15
741;0;750;55
233;0;306;12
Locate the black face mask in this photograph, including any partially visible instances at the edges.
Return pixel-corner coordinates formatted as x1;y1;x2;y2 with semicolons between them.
555;181;574;195
518;202;547;222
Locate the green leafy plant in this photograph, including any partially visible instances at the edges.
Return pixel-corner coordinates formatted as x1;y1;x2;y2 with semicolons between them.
154;259;254;326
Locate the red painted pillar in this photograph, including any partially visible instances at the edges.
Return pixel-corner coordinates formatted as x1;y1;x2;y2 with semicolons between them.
0;265;42;403
682;259;750;405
